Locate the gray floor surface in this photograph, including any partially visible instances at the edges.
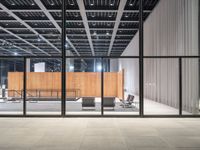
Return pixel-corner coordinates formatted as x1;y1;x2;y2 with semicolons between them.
0;118;200;150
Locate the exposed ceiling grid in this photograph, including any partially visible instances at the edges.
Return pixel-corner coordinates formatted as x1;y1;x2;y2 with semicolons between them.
107;0;127;56
77;0;95;56
0;0;159;56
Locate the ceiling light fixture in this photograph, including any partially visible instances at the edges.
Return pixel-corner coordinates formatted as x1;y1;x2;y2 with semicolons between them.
31;3;35;6
97;64;102;71
93;31;97;36
90;3;94;6
11;3;15;6
110;3;114;6
14;52;18;56
50;2;55;6
129;3;133;6
37;35;41;42
69;65;74;70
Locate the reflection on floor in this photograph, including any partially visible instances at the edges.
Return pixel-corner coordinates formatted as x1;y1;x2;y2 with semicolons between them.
0;96;198;115
144;99;179;115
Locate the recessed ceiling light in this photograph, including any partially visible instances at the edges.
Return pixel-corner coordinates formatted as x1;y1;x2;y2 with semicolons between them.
129;3;133;6
11;3;15;6
14;52;18;55
106;32;110;35
109;15;112;17
110;3;114;6
90;3;94;6
50;3;55;6
37;35;41;42
70;3;74;5
5;24;8;26
125;15;129;18
93;31;97;36
31;3;35;6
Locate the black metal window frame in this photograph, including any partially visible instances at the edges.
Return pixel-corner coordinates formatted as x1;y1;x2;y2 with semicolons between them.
0;0;200;118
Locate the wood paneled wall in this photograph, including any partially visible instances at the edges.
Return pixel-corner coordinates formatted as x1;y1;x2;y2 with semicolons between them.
8;72;124;98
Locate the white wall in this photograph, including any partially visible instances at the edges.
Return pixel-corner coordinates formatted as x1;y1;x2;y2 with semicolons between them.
34;62;45;72
120;0;199;113
119;59;139;97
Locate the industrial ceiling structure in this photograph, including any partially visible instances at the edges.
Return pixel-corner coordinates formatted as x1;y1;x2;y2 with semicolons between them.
0;0;159;56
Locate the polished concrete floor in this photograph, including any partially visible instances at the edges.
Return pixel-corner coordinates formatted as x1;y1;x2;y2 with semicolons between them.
0;118;200;150
1;96;195;115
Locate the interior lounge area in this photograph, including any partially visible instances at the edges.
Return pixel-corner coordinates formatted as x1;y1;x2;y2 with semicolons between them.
0;0;199;117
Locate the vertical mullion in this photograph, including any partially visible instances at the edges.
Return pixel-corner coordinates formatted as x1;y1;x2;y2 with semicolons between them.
179;58;182;115
101;57;104;116
61;0;66;116
23;57;26;116
139;0;144;116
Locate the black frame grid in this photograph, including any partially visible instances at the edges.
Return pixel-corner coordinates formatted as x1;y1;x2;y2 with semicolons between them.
0;0;199;117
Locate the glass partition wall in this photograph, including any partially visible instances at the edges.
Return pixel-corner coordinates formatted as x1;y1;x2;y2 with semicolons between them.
103;58;140;115
0;0;199;117
0;58;24;115
65;58;102;115
26;58;62;115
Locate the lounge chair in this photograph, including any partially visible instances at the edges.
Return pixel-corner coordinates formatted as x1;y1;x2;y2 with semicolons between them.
120;94;131;105
103;97;115;110
82;97;95;110
121;95;135;108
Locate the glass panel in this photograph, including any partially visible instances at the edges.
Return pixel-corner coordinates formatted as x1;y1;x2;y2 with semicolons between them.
144;0;199;56
0;58;24;114
182;58;200;115
26;58;61;115
144;58;179;115
65;58;101;115
103;58;139;115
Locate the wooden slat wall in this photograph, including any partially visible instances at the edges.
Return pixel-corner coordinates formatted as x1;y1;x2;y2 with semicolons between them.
8;72;23;97
8;72;124;98
104;72;118;97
